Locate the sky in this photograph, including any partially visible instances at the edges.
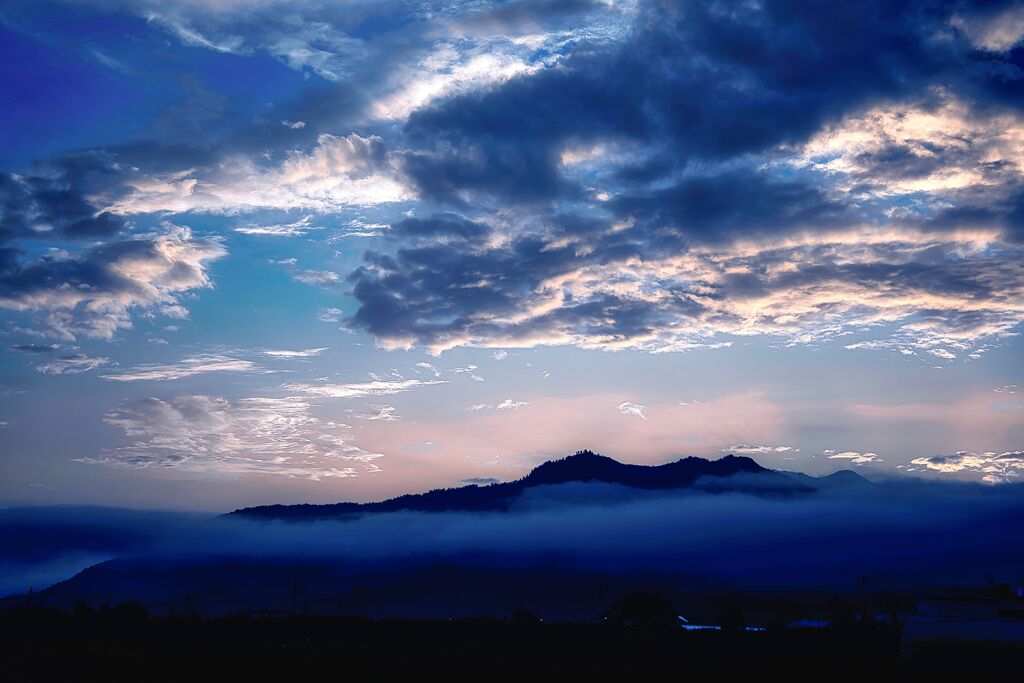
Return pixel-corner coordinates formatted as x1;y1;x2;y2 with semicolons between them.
0;0;1023;511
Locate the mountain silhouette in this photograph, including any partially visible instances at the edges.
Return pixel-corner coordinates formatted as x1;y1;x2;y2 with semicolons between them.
781;468;871;490
229;450;864;521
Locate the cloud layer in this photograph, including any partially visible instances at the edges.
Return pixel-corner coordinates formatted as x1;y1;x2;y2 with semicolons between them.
0;225;225;340
83;395;382;479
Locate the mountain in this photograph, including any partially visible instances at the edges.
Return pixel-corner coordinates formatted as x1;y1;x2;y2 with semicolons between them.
228;451;836;521
781;468;871;489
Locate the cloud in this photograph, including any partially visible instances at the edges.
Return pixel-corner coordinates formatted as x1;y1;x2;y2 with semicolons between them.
617;401;647;420
389;213;490;241
0;157;125;242
450;364;484;381
292;270;341;287
349;224;1024;355
102;355;259;382
324;1;1024;360
797;91;1024;200
35;354;112;375
282;378;445;399
491;350;508;361
415;362;441;377
349;405;400;422
951;4;1024;52
994;385;1019;394
727;445;799;455
10;343;60;354
824;450;882;465
234;215;324;237
400;0;959;205
0;225;225;340
80;395;380;479
107;133;411;214
261;347;328;358
910;450;1024;484
496;398;530;411
317;307;343;323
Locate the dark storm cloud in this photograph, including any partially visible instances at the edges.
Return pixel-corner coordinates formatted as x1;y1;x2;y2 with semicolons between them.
348;232;659;349
401;0;965;204
9;343;59;353
389;213;491;240
609;170;851;242
347;206;1024;352
915;182;1024;243
345;215;696;350
454;0;603;34
0;154;126;243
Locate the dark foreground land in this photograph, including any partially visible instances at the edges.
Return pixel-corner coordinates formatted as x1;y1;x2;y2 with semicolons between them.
1;605;1020;676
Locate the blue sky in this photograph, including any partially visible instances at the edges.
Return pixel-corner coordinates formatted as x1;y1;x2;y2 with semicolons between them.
1;0;1023;510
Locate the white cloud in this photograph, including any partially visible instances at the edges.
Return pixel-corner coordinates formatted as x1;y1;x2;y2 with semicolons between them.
145;12;245;54
617;401;647;420
370;44;541;121
727;444;799;454
235;215;323;237
349;405;400;422
107;133;412;215
36;355;112;375
369;224;1024;357
952;5;1024;52
451;364;484;381
824;450;881;465
415;361;441;377
292;270;341;287
103;355;259;382
283;378;445;399
491;350;509;361
80;395;380;479
798;91;1024;195
317;307;343;323
994;385;1019;394
496;398;530;411
0;225;225;341
338;219;390;238
466;403;491;412
261;347;328;358
910;450;1024;484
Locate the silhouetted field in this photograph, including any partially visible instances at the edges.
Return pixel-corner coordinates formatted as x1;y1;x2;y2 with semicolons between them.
1;602;1021;675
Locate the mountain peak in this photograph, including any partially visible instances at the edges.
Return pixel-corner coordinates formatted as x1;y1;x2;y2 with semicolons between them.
714;454;766;470
230;451;800;521
523;450;623;485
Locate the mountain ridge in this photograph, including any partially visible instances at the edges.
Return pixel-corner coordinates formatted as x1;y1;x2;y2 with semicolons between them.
228;450;868;521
